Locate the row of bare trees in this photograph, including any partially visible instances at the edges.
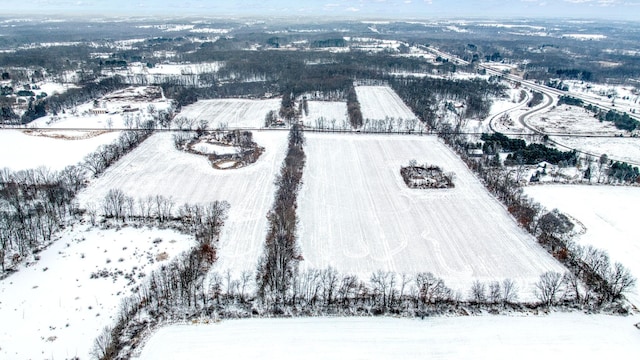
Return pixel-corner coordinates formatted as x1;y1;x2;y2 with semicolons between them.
256;124;306;305
82;129;152;177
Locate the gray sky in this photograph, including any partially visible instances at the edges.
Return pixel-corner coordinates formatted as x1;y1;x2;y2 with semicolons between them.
7;0;639;20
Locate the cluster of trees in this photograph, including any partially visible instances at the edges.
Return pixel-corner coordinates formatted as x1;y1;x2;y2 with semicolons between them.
311;38;347;48
0;96;18;122
264;110;282;127
20;98;47;123
400;162;455;189
174;130;264;169
505;143;577;167
481;132;577;166
279;92;297;122
390;76;505;131
0;166;83;272
546;80;570;92
256;124;306;306
527;91;544;108
557;95;583;107
554;69;593;82
99;189;175;224
606;161;640;183
596;109;638;132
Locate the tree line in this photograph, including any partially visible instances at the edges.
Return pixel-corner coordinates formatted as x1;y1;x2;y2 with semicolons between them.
346;85;363;129
256;124;306;306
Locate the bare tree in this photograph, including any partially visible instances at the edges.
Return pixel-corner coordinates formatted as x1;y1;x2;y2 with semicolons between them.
502;278;518;304
488;281;501;304
606;262;636;301
90;326;113;360
239;270;252;302
535;271;565;306
103;188;127;221
320;267;339;306
470;280;487;303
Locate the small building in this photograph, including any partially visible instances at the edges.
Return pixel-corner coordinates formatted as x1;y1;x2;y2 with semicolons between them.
468;149;483;158
91;108;108;115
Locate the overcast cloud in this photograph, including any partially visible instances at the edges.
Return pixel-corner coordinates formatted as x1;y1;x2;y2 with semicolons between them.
6;0;639;20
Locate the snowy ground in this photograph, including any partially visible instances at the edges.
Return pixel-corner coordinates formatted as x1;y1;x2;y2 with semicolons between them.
355;86;418;122
300;101;348;129
528;104;620;135
76;131;288;273
525;185;640;307
138;314;640;360
0;225;193;360
552;136;640;165
297;133;565;300
0;129;120;171
177;99;281;129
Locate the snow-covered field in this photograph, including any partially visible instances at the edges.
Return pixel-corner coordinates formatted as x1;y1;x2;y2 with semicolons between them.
528;104;619;135
138;314;640;360
552;136;640;165
178;99;281;129
76;131;288;273
300;100;348;129
355;86;418;121
0;129;120;171
525;185;640;307
297;133;564;300
0;225;193;360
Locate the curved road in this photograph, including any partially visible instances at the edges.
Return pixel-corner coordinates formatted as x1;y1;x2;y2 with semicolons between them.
517;92;554;135
487;91;530;133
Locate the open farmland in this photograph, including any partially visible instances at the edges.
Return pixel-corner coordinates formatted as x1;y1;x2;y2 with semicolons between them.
0;226;193;360
0;129;120;171
76;131;288;272
138;314;640;360
301;100;348;129
355;85;418;121
297;133;565;300
178;98;281;129
525;185;640;307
